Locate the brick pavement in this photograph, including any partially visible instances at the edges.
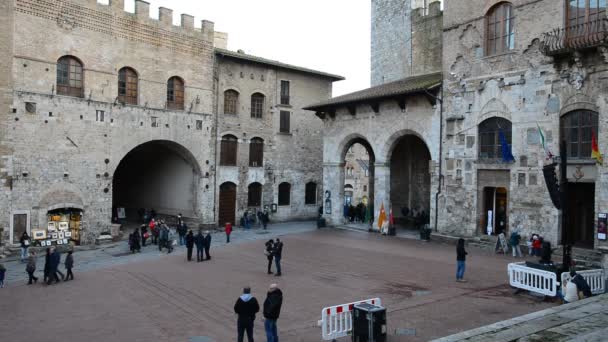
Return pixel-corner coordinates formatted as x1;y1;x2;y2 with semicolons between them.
0;223;555;341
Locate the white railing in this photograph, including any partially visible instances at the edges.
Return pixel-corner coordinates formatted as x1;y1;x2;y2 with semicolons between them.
318;298;382;341
561;269;606;296
508;262;558;296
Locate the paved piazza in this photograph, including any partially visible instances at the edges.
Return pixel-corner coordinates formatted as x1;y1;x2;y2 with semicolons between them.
0;222;554;341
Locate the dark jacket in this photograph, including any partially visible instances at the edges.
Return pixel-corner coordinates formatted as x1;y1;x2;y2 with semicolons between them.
273;241;283;258
204;234;212;249
194;232;205;249
186;233;194;248
234;295;260;322
509;232;521;246
65;254;74;269
572;274;593;298
20;234;30;248
26;255;36;273
456;246;467;261
50;251;61;271
263;289;283;320
265;241;274;260
44;252;50;276
178;224;187;237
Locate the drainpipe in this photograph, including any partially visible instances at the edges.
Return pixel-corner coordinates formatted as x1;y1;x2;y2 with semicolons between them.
212;55;221;227
425;85;443;232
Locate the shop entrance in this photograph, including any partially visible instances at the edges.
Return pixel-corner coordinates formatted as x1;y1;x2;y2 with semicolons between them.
565;182;595;248
219;182;237;226
482;187;508;235
113;141;201;223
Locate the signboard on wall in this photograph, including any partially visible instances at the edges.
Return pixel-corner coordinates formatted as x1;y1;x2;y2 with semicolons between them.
598;213;607;241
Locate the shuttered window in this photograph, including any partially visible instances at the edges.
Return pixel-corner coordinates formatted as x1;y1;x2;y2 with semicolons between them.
249;138;264;167
220;135;238;166
118;67;138;105
167;76;185;110
280;111;290;133
278;182;291;206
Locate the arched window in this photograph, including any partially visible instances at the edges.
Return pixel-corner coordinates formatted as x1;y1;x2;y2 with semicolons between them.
479;117;512;159
561;110;599;159
305;182;317;205
251;93;265;118
248;182;262;207
249;138;264;167
486;2;515;56
278;182;291;206
220;135;238;166
56;56;84;97
167;76;184;110
118;67;138;105
224;89;239;114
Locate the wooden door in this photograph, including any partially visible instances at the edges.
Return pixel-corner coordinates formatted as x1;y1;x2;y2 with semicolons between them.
566;182;595;248
12;214;27;244
219;182;237;226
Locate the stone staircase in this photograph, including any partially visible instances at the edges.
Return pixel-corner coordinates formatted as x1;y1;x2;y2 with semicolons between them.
554;247;604;269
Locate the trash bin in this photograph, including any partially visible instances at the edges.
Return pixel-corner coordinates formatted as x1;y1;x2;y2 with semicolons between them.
352;303;387;342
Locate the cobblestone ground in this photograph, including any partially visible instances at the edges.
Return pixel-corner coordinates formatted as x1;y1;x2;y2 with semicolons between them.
0;222;554;341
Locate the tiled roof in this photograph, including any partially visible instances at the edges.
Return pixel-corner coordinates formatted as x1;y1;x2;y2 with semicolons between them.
303;72;442;111
215;48;345;81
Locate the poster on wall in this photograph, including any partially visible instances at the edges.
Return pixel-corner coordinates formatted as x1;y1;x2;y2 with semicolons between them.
598;213;607;240
117;208;126;219
58;222;69;231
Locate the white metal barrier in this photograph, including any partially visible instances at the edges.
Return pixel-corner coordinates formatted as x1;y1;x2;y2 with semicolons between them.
318;298;382;341
561;269;606;296
508;262;558;296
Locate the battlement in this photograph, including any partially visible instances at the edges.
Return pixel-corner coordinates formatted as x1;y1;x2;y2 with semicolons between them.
412;0;442;22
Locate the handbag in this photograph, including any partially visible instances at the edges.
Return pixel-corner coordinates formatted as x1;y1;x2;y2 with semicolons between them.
24;239;30;246
143;232;150;239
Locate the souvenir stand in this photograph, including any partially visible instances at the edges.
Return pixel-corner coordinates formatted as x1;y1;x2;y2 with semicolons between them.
31;208;83;247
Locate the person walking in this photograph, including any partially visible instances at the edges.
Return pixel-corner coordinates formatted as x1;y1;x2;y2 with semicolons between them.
265;240;274;274
234;287;260;342
43;248;51;284
0;263;5;288
273;238;283;277
131;228;141;253
19;231;31;262
185;230;194;261
140;224;148;247
48;247;64;285
225;222;232;243
456;238;468;282
262;210;269;230
510;230;522;257
149;218;158;245
64;251;74;281
195;229;205;262
263;284;283;342
204;231;212;260
26;251;38;285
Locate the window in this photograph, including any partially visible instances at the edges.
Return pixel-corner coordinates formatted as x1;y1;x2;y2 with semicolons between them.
280;111;290;133
118;67;138;105
151;116;158;128
196;120;203;130
280;80;290;105
96;110;105;122
248;182;262;207
167;76;185;110
363;185;368;192
56;56;84;97
305;182;317;205
568;0;607;27
486;3;515;56
249;138;264;167
251;93;265;118
224;89;239;114
479;117;512;159
561;110;599;159
278;182;291;206
220;135;238;166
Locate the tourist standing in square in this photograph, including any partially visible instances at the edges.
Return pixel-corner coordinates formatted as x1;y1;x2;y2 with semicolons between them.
234;287;260;342
456;238;468;282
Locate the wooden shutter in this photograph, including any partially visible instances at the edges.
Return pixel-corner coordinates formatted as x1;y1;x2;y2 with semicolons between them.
280;111;290;133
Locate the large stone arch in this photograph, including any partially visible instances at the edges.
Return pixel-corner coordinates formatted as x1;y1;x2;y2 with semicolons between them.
382;128;434;163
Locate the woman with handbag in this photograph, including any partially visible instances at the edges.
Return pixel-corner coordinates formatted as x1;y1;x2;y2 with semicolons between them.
19;232;31;262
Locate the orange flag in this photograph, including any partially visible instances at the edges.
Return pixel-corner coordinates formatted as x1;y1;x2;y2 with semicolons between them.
592;129;603;165
377;202;386;230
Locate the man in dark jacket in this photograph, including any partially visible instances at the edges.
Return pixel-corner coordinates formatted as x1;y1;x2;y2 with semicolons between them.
47;247;64;284
204;231;212;260
234;287;260;342
273;238;283;276
64;250;74;281
570;270;593;298
263;284;283;342
185;230;194;261
194;230;205;262
178;222;187;246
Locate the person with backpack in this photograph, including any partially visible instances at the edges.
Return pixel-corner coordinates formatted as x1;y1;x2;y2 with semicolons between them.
26;251;38;285
64;250;74;281
234;287;260;342
263;284;283;342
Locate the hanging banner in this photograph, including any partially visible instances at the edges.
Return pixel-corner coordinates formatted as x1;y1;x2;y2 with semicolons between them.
598;213;607;241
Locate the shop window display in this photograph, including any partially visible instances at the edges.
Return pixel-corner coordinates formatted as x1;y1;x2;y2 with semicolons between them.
32;208;83;247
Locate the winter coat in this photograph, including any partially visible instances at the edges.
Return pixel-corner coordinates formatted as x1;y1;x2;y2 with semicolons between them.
273;241;283;258
456;245;467;261
263;289;283;320
43;253;50;276
509;232;521;246
178;224;187;237
65;254;74;269
571;274;593;298
26;255;36;273
194;233;205;249
265;241;274;259
204;234;212;249
186;233;195;248
225;224;232;235
20;234;31;248
50;251;61;271
234;295;260;322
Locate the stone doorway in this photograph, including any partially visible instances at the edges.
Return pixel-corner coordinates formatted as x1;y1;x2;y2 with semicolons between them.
218;182;237;226
112;140;201;223
482;187;508;236
343;140;375;226
389;135;431;229
565;182;595;248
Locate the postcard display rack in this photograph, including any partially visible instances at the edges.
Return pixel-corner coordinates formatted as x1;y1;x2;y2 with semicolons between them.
32;210;82;247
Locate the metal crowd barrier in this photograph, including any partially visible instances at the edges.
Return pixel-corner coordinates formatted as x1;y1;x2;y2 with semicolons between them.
561;269;606;296
508;262;558;296
318;297;382;341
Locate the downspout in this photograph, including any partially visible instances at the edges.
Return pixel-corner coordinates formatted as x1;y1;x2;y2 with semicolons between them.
430;85;443;232
212;54;221;226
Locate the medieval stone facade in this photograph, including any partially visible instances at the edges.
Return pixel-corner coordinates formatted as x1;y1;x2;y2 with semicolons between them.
0;0;340;245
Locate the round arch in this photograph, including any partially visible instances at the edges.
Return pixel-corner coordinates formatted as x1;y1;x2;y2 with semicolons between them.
383;129;432;163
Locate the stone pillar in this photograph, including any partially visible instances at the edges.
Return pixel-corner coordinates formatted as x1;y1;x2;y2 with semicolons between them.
181;14;194;30
134;0;150;20
373;162;391;231
323;162;344;226
158;7;173;26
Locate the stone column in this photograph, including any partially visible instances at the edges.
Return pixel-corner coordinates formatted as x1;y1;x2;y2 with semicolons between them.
323;162;344;226
373;162;390;230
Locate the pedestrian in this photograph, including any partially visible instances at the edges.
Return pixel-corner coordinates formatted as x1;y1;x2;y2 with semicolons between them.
19;231;31;262
273;238;283;277
510;230;522;257
185;230;194;261
43;247;51;284
26;251;38;285
0;263;6;288
262;209;269;230
195;229;205;262
570;270;592;298
161;223;174;253
244;211;251;230
531;234;542;256
263;284;283;342
204;230;212;260
149;218;158;245
64;250;74;281
265;239;274;274
131;228;141;253
140;224;148;247
257;210;263;228
234;286;260;342
456;238;468;282
48;247;64;285
225;222;232;243
178;222;187;246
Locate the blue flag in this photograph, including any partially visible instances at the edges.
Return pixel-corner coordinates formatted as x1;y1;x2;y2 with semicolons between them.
499;130;515;162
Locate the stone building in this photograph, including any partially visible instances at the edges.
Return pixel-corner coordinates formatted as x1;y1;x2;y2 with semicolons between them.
0;0;341;246
344;143;371;206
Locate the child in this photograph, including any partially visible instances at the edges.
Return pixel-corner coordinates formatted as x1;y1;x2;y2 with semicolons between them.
65;251;74;281
0;263;6;288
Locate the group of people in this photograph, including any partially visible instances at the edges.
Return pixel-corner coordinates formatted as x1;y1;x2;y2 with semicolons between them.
233;284;283;342
22;247;75;286
242;209;270;230
185;229;212;262
344;203;369;223
507;231;546;258
129;218;175;254
264;238;284;276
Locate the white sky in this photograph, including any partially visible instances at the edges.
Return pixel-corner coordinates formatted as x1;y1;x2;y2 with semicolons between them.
118;0;371;97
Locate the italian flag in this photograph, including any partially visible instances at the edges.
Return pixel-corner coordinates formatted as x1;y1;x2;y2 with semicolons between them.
592;129;603;165
537;124;553;160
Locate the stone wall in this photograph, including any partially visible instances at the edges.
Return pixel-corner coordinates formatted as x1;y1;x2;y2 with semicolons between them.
411;1;443;76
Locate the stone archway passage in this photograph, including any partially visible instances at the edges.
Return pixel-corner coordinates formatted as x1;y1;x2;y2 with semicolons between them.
112;140;201;222
219;182;237;226
390;135;431;228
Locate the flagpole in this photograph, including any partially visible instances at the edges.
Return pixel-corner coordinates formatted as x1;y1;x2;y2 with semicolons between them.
559;139;570;269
